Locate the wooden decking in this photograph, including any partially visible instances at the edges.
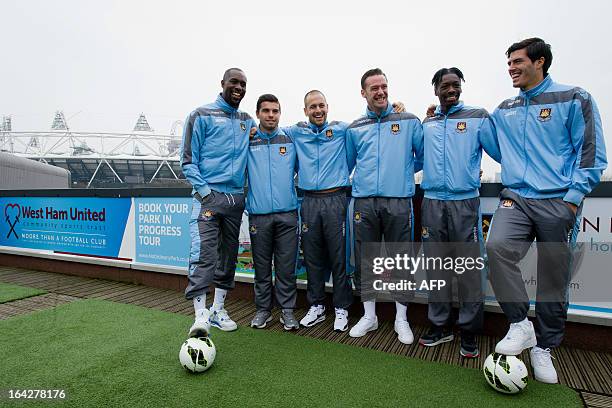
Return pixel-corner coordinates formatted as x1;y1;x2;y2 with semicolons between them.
0;265;610;407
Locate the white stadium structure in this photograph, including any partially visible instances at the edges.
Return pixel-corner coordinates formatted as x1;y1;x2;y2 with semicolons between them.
0;112;187;188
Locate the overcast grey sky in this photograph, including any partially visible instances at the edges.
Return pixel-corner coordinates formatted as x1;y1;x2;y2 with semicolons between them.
2;0;611;176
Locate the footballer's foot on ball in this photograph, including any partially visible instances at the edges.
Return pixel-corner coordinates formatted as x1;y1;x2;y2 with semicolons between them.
394;319;414;345
333;308;349;332
300;304;326;328
495;318;536;356
419;325;454;347
459;332;480;358
530;346;558;383
280;309;299;331
188;309;211;338
210;307;238;332
250;310;272;329
349;315;378;338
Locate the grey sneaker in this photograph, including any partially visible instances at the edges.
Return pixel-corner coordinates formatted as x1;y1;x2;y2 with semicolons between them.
250;310;272;329
280;309;299;331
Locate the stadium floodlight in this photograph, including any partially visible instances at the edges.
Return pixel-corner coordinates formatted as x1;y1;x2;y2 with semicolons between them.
51;111;69;131
133;113;154;132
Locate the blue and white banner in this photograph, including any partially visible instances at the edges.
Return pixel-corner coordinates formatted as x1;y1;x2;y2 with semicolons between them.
0;197;131;258
134;197;191;267
1;194;610;323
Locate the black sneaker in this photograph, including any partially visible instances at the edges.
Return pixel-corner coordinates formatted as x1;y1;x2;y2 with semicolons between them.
419;326;454;347
460;332;480;358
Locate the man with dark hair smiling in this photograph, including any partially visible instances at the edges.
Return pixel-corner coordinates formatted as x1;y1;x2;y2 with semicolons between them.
345;68;424;344
181;68;256;338
418;67;501;358
247;94;300;331
487;38;607;383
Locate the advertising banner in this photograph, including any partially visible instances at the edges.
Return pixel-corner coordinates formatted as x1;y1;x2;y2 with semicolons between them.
1;193;609;322
0;197;131;258
134;197;191;267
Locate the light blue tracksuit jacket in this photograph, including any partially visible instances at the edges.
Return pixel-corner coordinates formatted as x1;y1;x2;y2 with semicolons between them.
346;103;424;198
492;75;607;205
181;94;256;197
246;127;298;215
422;102;501;200
284;121;350;191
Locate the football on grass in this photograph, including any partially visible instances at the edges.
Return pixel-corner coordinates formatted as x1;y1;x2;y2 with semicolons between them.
483;353;528;394
179;336;216;373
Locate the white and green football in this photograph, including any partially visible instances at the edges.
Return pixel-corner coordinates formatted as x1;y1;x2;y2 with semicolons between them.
483;352;528;394
179;336;216;373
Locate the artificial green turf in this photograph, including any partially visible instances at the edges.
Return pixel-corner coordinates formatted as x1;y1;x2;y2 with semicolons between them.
0;282;46;303
0;299;581;408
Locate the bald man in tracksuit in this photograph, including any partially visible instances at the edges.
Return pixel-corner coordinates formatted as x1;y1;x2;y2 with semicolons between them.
247;94;300;331
283;91;406;332
283;91;353;332
346;68;424;344
418;68;501;359
487;38;607;384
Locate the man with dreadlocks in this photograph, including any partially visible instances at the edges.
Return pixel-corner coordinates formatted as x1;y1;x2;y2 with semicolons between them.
418;67;501;358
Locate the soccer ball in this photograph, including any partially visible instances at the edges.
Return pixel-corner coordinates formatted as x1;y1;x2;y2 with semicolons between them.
179;336;216;373
483;353;528;394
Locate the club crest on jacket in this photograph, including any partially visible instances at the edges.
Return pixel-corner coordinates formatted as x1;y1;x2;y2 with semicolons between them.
538;108;552;122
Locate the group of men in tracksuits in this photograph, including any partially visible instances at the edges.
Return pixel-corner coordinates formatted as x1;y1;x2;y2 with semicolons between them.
180;37;607;384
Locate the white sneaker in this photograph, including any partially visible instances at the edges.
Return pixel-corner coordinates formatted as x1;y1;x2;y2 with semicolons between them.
349;315;378;337
394;319;414;345
210;307;238;331
530;346;558;383
300;305;326;328
188;308;211;337
495;319;536;355
334;308;349;332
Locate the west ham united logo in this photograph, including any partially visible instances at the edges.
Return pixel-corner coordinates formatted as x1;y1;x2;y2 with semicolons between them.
456;122;467;133
240;122;247;131
391;123;400;134
325;129;333;139
279;146;287;155
538;108;552;122
4;203;20;239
